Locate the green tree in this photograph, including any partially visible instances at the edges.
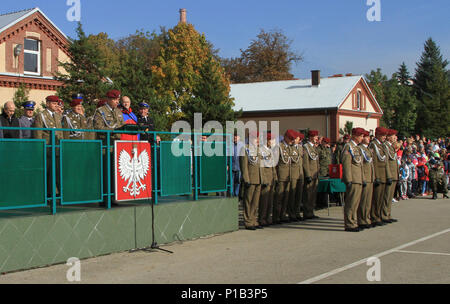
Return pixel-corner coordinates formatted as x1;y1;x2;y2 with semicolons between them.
55;23;115;116
222;29;303;83
365;69;391;127
339;121;354;136
414;38;449;137
12;83;30;117
181;54;239;127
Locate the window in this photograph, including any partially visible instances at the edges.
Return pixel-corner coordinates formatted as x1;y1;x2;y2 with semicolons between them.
24;39;40;75
357;91;361;110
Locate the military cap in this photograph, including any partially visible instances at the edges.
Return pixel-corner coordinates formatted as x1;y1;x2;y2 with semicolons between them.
267;132;276;140
97;99;107;108
387;129;398;136
343;134;351;140
71;94;84;107
22;101;36;110
363;129;370;137
375;127;388;136
139;102;150;109
352;128;365;136
322;137;331;144
106;90;121;99
46;95;61;103
308;130;319;137
296;131;305;140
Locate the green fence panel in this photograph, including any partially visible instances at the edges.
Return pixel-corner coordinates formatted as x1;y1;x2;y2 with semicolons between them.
200;142;227;193
60;140;103;204
160;141;192;196
0;140;46;209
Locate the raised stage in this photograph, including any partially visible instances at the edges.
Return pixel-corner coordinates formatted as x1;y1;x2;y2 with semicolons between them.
0;196;239;274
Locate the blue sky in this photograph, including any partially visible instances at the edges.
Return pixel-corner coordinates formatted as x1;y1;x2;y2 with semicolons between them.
3;0;449;79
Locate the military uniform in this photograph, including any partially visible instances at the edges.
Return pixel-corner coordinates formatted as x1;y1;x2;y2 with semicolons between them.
18;101;36;139
137;114;155;143
258;144;278;226
303;141;320;218
93;104;125;142
341;139;364;230
294;142;305;221
429;160;449;199
240;143;263;229
274;138;299;223
383;140;399;222
369;136;391;225
358;143;375;227
62;111;90;140
287;142;303;221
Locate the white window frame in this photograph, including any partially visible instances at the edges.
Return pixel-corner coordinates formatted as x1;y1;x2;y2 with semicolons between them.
356;90;362;111
23;38;41;76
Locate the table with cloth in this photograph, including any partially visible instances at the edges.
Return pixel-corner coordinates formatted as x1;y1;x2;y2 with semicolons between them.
317;178;347;215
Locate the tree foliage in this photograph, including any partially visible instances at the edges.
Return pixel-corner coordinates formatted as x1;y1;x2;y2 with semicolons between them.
221;29;303;83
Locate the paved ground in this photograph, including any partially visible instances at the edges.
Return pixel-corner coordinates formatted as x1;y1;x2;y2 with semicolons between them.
0;195;449;284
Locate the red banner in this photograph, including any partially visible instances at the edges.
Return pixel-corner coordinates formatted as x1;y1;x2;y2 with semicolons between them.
114;141;152;202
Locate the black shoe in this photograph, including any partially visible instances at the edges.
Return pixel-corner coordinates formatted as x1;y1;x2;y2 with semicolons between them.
360;224;371;230
245;226;256;231
256;225;264;229
382;219;392;224
390;218;398;223
345;227;360;232
432;193;438;200
444;194;449;199
296;216;304;222
312;215;320;219
373;221;385;227
280;219;290;223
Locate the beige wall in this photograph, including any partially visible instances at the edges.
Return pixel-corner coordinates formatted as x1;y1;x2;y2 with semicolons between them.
341;91;376;113
58;49;70;75
0;43;5;73
0;87;56;110
238;114;329;137
339;115;379;135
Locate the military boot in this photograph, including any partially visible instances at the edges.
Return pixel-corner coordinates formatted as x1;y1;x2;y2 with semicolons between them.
432;192;438;200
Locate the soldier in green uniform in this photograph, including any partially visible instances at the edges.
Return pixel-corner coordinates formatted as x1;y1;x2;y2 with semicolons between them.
368;127;391;227
303;130;320;219
341;128;365;232
273;130;298;224
93;90;125;142
318;137;332;178
286;131;302;222
33;95;65;197
62;94;90;140
429;156;449;200
258;132;278;226
336;134;350;165
382;129;399;224
358;130;375;230
293;132;305;221
93;90;125;207
240;132;263;230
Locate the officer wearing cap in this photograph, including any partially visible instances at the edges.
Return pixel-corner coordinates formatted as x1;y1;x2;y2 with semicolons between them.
318;137;332;178
303;130;320;220
293;131;305;221
93;90;125;142
137;102;156;142
19;101;36;139
382;129;399;224
62;94;90;140
336;134;351;165
358;129;375;230
341;128;365;232
33;95;64;143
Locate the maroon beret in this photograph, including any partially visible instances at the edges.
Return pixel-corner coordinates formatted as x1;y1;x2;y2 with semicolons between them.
285;129;297;141
387;129;398;136
296;131;305;140
106;90;121;99
343;134;351;140
97;99;107;108
308;130;319;137
267;132;277;140
352;128;365;136
70;100;83;107
363;130;370;137
322;137;331;144
46;95;61;103
375;127;387;136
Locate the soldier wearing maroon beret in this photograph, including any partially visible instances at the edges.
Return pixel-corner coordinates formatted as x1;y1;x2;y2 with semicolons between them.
303;130;320;219
382;129;399;224
62;94;90;140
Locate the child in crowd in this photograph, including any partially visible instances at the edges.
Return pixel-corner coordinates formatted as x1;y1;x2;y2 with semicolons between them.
417;158;429;196
399;160;410;200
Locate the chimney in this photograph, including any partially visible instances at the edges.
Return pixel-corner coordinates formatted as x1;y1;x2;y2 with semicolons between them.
179;8;187;24
311;70;320;86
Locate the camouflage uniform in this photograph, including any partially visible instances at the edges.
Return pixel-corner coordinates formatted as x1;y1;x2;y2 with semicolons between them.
429;160;449;198
318;145;332;177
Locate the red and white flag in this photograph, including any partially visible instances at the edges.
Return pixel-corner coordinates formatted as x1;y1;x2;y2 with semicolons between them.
114;141;152;202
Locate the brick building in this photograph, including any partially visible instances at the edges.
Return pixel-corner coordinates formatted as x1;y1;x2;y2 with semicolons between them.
0;7;70;109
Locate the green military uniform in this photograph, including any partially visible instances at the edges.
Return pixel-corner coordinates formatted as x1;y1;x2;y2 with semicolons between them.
62;111;90;140
287;143;302;221
33;109;64;196
318;145;332;177
383;141;399;221
240;144;263;229
258;145;278;226
358;144;375;226
303;141;320;218
294;144;305;221
274;141;298;223
429;160;449;199
335;143;345;165
369;138;391;224
93;104;125;142
341;140;364;229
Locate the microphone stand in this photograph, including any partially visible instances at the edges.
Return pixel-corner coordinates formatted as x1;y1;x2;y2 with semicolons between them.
130;124;173;254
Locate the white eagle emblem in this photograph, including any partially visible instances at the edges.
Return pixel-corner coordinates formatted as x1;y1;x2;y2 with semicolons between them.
118;146;150;197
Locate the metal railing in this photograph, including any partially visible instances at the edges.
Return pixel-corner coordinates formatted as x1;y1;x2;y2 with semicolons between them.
0;126;233;215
